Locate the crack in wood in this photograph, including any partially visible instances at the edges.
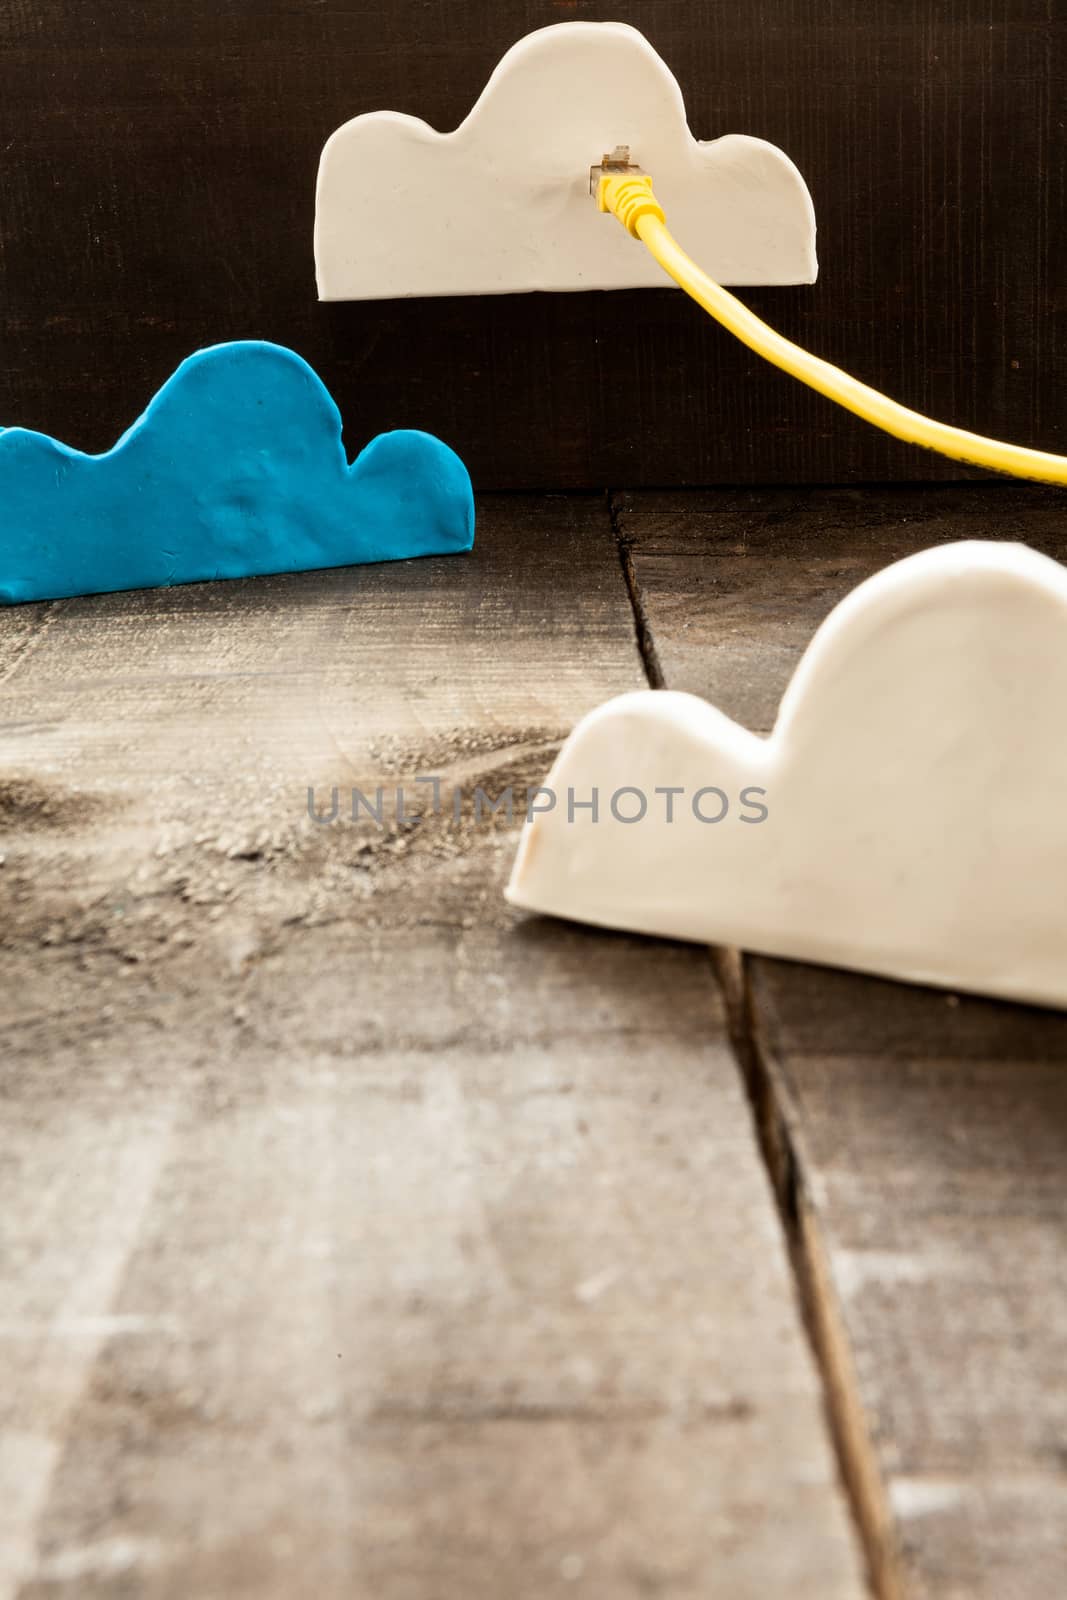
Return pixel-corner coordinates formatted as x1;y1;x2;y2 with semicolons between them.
610;489;900;1598
609;492;666;689
728;953;905;1600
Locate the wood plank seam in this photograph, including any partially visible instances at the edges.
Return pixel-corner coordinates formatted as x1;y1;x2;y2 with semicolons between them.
608;493;666;690
737;956;906;1600
607;492;898;1599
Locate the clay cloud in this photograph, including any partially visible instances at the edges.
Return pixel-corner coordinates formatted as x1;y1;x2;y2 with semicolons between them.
0;342;474;603
316;22;817;299
508;542;1067;1010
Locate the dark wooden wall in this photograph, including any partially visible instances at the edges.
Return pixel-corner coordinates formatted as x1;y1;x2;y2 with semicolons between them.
1;1;1063;489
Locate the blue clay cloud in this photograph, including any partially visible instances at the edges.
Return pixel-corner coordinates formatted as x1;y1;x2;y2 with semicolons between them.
0;341;475;604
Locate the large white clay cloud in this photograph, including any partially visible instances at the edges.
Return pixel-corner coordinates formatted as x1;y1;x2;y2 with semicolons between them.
507;543;1067;1010
316;22;817;300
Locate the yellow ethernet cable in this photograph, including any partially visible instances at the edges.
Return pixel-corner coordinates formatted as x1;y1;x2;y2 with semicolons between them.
593;156;1067;486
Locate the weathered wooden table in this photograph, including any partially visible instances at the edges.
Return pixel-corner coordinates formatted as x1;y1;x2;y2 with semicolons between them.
2;485;1065;1599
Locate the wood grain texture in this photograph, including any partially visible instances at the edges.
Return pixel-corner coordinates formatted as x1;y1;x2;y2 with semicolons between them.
0;501;866;1598
0;2;1063;487
621;483;1067;1598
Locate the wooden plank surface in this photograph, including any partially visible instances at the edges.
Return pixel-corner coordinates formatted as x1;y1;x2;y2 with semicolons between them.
619;483;1067;1599
0;500;866;1598
1;1;1063;488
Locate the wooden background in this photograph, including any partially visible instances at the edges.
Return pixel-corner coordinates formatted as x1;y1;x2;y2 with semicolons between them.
0;0;1063;489
5;483;1067;1598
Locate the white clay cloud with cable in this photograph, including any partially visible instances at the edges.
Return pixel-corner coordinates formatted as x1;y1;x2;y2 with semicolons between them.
507;542;1067;1010
315;21;817;299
